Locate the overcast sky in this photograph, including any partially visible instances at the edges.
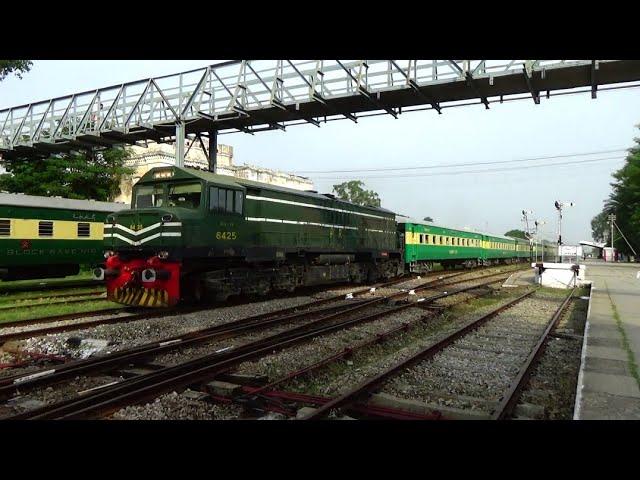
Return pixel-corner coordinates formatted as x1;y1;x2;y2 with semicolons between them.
1;60;638;244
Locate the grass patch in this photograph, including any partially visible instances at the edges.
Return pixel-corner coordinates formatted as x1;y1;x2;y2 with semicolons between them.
0;287;104;306
0;271;94;293
0;299;122;325
605;281;640;389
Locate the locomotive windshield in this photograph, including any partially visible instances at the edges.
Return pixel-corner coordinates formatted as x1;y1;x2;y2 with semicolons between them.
167;182;202;209
134;185;165;208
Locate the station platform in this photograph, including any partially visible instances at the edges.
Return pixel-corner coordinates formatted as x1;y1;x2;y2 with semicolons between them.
574;260;640;419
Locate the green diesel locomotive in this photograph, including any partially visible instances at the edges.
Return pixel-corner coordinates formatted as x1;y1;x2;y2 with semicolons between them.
99;167;402;307
0;193;124;280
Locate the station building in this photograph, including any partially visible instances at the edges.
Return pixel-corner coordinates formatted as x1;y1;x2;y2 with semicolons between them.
114;139;314;204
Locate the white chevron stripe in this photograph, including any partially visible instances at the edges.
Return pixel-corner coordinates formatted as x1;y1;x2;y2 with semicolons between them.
104;222;182;236
104;231;181;246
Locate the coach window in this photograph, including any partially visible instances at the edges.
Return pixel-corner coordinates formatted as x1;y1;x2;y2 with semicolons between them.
39;221;53;237
432;235;436;244
77;222;90;238
0;219;10;236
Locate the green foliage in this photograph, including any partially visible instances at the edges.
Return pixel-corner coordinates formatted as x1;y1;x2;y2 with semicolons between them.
504;229;528;239
0;60;33;82
0;148;134;201
423;216;434;222
593;128;640;255
332;180;381;207
590;210;609;243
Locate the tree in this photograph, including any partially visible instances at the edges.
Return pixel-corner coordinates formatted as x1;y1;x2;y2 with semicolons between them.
590;210;610;243
332;180;381;207
592;125;640;255
505;229;528;239
0;60;33;82
423;216;434;222
0;148;134;201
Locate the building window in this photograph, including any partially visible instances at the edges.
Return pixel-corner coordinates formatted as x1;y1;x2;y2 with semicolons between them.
39;221;54;237
0;219;10;236
77;223;90;237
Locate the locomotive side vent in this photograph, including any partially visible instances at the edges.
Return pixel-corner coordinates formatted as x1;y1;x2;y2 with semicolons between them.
0;219;10;236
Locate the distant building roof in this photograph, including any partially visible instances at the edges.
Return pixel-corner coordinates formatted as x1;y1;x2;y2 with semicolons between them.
580;240;606;249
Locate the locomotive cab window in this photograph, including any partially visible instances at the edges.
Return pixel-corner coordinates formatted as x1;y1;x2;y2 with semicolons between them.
135;185;165;208
168;183;202;209
210;186;243;215
0;219;10;236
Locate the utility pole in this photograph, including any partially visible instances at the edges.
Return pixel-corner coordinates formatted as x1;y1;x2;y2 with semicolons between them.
609;213;616;250
522;209;534;261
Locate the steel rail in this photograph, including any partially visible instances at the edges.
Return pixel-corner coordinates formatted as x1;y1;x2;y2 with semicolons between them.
5;273;514;419
0;269;500;393
220;388;441;420
235;283;499;413
490;287;576;420
0;289;105;303
299;288;537;419
0;274;416;343
0;274;438;392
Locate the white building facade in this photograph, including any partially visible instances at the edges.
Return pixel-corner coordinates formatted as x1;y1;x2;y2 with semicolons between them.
114;140;314;204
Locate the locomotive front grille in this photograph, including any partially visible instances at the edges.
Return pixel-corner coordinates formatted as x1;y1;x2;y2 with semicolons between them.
111;286;169;307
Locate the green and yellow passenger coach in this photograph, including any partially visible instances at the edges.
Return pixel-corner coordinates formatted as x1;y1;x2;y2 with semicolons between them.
0;193;124;280
99;166;403;307
399;220;532;273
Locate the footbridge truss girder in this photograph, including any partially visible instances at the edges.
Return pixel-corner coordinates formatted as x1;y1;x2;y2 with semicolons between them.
2;60;640;161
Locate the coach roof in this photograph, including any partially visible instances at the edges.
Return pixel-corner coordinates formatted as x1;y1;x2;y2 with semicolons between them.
0;192;126;212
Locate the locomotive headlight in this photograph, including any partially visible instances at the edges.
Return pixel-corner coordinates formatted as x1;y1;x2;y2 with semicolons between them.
153;169;174;179
104;250;115;258
142;269;156;282
93;268;105;281
158;250;169;259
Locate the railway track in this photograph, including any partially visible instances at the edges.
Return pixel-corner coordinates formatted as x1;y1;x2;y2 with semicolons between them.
0;268;514;419
292;288;575;420
0;264;524;343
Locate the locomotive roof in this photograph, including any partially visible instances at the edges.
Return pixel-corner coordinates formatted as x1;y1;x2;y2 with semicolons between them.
0;192;126;212
140;166;396;216
397;217;521;241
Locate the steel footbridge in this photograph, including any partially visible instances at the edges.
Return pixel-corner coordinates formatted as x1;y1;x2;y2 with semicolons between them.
2;60;640;168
